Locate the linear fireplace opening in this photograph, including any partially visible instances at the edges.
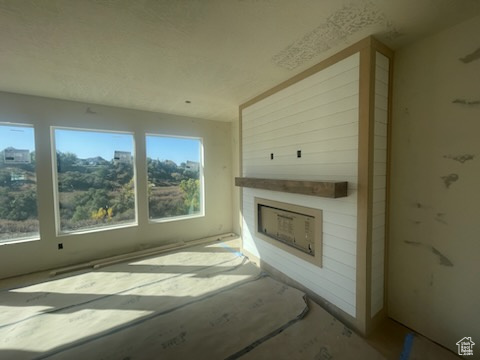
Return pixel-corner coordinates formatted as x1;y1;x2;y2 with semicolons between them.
255;198;323;267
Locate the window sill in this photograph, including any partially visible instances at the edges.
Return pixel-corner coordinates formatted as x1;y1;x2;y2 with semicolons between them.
0;236;41;246
148;213;204;224
56;222;138;237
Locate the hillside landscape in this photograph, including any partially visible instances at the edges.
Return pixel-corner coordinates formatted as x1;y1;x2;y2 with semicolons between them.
0;148;200;239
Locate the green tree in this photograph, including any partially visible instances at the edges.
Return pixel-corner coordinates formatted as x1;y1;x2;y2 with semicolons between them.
113;179;135;214
72;205;91;222
179;179;200;214
56;152;79;172
71;188;111;222
6;188;37;220
0;187;12;218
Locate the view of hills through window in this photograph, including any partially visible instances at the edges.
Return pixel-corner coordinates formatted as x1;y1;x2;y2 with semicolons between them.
146;135;202;220
0;124;39;243
1;126;203;239
54;128;136;232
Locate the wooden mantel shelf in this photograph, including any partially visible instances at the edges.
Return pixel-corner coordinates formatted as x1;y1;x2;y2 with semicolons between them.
235;177;348;198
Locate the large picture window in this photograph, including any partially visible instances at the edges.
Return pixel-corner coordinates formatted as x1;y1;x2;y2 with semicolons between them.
0;124;39;243
146;135;203;221
53;128;136;233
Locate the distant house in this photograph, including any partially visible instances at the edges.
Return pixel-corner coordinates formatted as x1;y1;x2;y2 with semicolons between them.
10;172;26;181
456;337;475;356
113;151;132;164
3;147;31;164
185;161;199;172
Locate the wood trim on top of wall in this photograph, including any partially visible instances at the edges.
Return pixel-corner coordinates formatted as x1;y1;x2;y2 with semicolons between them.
239;36;373;111
365;39;394;333
370;37;394;59
377;41;394;320
238;107;244;245
356;43;376;335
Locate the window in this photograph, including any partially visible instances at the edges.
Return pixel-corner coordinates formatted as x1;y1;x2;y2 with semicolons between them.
53;128;136;233
146;135;203;221
0;124;39;243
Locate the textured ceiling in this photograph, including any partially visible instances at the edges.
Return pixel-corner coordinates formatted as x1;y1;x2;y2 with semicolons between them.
0;0;479;122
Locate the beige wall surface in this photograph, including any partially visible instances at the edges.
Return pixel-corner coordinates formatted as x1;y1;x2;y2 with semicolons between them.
389;15;480;351
231;116;241;236
0;92;233;279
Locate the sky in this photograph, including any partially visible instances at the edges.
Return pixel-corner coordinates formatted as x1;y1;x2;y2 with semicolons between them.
1;125;201;165
146;135;201;164
0;125;35;151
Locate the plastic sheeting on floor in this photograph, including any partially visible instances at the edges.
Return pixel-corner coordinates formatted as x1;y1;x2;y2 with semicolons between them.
0;239;387;359
0;240;308;359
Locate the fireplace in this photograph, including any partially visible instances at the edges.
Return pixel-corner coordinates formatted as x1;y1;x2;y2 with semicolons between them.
255;198;323;267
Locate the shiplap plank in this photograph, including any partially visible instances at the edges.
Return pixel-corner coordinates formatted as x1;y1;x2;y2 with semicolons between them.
243;105;359;139
376;52;389;71
244;70;359;122
243;137;358;160
372;201;386;217
323;212;357;229
243;107;358;142
374;135;387;150
323;244;356;266
243;189;358;214
243;53;360;117
371;51;389;317
372;224;385;238
252;239;356;303
244;81;359;128
374;122;387;137
323;222;357;242
373;176;386;190
245;163;358;178
243;94;359;134
374;162;387;176
243;93;358;130
244;150;358;168
375;79;388;97
323;234;356;255
375;66;389;85
244;122;359;153
374;108;388;125
244;137;359;160
375;94;388;111
373;149;387;163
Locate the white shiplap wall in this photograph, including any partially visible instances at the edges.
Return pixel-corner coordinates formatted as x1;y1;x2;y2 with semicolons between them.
371;52;389;317
242;53;360;317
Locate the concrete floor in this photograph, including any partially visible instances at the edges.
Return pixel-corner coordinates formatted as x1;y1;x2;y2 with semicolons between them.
367;318;460;360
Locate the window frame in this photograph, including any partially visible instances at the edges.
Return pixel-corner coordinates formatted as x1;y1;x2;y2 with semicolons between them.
51;126;138;236
145;133;205;223
0;122;40;244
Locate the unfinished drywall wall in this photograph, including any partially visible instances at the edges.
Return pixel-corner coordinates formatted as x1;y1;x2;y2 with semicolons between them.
0;92;232;278
389;15;480;352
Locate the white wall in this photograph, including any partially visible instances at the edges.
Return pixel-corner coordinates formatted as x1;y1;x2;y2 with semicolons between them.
0;92;233;278
242;54;360;317
389;15;480;351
